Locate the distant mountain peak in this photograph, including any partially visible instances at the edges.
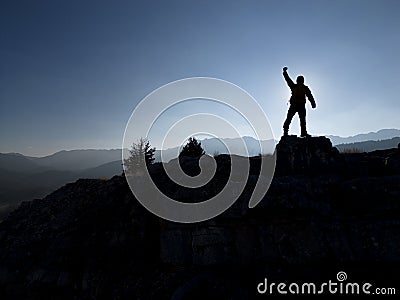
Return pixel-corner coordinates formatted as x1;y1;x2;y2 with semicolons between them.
328;128;400;145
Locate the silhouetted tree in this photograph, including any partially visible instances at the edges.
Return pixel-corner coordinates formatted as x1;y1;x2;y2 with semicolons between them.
179;137;205;157
124;138;155;174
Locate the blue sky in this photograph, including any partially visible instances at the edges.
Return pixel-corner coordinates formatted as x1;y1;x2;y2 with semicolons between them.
1;0;399;156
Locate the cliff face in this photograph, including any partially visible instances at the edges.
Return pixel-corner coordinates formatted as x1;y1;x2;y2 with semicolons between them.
0;136;399;299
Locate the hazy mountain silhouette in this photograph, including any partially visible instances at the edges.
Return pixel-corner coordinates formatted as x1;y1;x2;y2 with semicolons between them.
29;149;121;171
0;159;123;221
155;130;400;161
155;136;276;162
328;128;400;145
1;149;122;174
336;137;400;152
0;153;48;174
79;160;123;178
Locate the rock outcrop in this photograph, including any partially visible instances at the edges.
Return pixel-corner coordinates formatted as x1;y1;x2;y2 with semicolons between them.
0;136;399;299
275;135;342;175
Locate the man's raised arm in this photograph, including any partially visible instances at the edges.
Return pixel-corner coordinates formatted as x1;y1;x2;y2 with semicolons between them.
283;66;295;89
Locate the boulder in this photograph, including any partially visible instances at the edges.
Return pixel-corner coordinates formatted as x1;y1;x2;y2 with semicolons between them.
275;135;342;175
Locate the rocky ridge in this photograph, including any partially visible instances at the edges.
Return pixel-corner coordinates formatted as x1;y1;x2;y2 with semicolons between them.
0;136;399;299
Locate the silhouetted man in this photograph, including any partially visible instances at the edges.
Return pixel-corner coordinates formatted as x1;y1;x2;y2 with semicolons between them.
282;66;316;137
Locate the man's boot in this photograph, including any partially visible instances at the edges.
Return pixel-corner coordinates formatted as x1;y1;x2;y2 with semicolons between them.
301;131;311;138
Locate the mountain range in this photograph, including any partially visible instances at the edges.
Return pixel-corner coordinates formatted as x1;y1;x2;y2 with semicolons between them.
335;137;400;152
155;130;400;160
154;136;275;162
327;128;400;145
1;129;399;220
0;150;123;220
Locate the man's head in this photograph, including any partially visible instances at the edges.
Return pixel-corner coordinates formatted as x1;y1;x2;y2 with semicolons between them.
296;75;304;84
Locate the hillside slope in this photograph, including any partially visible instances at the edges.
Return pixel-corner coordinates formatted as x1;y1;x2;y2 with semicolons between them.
336;137;400;152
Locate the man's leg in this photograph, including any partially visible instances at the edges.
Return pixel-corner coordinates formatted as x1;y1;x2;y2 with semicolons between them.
298;105;308;136
283;105;296;135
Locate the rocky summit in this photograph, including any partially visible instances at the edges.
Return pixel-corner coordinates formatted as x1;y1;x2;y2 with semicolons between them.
0;136;399;299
